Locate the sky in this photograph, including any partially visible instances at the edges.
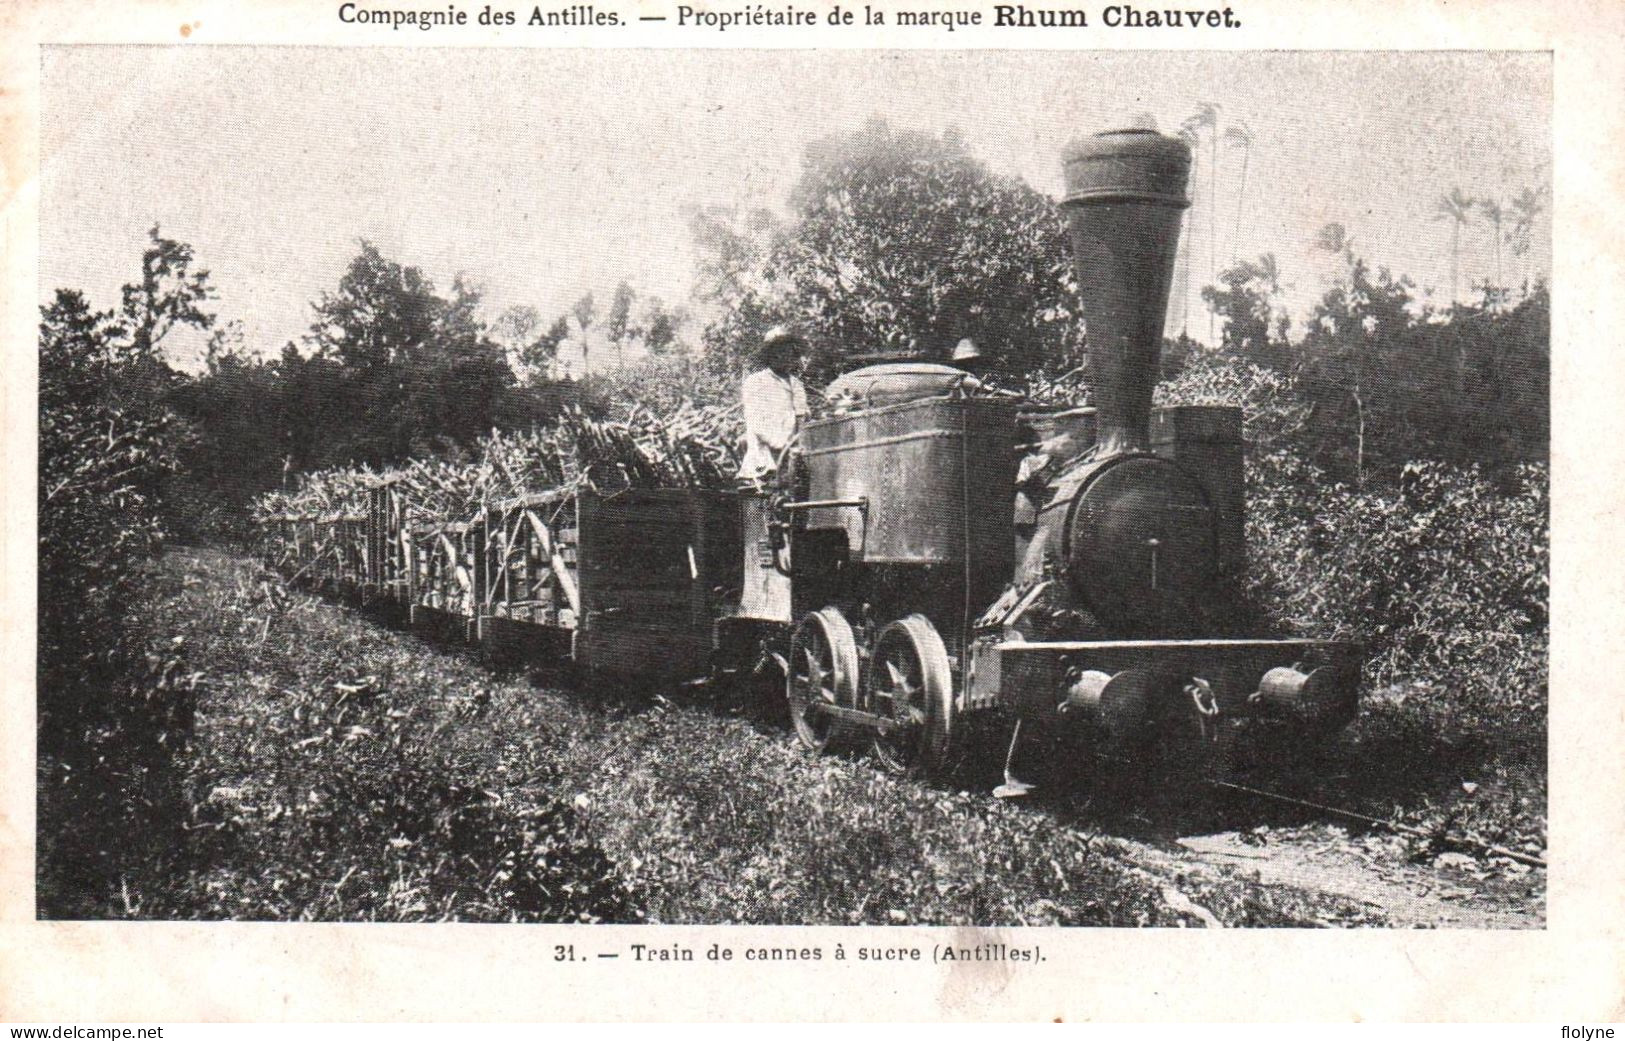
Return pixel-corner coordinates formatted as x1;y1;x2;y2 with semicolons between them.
39;48;1550;373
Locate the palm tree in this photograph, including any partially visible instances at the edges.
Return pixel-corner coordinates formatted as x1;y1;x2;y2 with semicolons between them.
1313;224;1365;486
1254;250;1283;331
1224;122;1254;261
1176;125;1201;336
1509;186;1544;292
571;291;596;377
1182;103;1220;341
1478;198;1505;296
1255;251;1282;288
1431;188;1475;306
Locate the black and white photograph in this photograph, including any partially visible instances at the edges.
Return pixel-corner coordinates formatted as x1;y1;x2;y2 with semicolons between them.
31;44;1556;936
12;0;1625;1019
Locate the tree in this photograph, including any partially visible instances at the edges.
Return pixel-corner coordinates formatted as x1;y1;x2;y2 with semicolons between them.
416;275;515;451
202;319;250;373
1304;223;1378;487
1202;253;1289;371
527;315;572;383
642;297;681;356
699;118;1080;382
605;281;636;369
491;306;574;386
167;342;293;536
1255;252;1283;301
1313;221;1352;260
688;205;780;316
120;225;216;362
571;292;596;377
687;205;782;376
1182;103;1221;341
1298;243;1547;490
1223;123;1254;262
301;243;514;464
306;241;442;369
40;290;125;384
1478;198;1505;297
1508;186;1545;291
492;304;540;370
1432;188;1476;306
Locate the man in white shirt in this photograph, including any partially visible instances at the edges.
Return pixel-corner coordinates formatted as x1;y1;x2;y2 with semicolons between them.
738;325;810;487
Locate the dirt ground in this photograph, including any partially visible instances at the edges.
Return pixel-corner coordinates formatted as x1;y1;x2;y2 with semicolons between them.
1020;758;1546;928
1158;826;1541;928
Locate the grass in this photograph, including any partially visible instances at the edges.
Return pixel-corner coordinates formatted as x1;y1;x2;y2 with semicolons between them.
97;545;1416;926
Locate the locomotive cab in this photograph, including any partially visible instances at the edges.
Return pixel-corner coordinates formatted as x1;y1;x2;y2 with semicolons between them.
731;374;1021;773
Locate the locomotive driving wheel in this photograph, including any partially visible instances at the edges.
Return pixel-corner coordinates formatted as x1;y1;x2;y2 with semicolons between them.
867;614;955;777
787;607;860;753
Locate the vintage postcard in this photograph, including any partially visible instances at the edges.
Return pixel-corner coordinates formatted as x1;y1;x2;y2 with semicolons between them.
2;0;1622;1023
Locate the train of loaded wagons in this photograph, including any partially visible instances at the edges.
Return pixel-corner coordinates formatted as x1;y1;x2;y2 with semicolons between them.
257;127;1363;793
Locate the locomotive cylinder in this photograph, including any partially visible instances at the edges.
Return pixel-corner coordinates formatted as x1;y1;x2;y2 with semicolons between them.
1059;128;1192;456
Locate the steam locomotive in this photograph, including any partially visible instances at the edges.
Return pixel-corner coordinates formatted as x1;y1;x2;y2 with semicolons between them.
262;128;1362;792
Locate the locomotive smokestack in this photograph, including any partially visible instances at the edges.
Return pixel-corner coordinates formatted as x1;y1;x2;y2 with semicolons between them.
1060;128;1192;455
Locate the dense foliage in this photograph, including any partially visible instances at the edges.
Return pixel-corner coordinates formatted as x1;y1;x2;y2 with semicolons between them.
1159;355;1547;736
37;284;196;915
165;243;585;540
698;119;1082;382
1205;246;1548;488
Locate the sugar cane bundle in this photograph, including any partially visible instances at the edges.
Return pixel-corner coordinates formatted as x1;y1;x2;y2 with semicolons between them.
255;397;749;535
255;466;376;520
563;402;742;491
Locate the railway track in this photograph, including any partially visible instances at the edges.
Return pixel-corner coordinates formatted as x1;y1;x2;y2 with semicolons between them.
1206;779;1547;868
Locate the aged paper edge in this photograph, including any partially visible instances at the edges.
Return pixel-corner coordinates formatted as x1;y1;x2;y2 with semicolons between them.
1;0;1622;1022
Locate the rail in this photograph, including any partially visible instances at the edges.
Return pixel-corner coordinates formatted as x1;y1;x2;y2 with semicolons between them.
1209;779;1547;869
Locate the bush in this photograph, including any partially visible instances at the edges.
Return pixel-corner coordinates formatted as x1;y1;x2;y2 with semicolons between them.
37;290;196;916
1251;461;1547;732
1160;351;1548;735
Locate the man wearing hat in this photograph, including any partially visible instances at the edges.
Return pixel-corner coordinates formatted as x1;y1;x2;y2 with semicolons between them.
948;337;1019;397
951;336;987;373
738;324;810;486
